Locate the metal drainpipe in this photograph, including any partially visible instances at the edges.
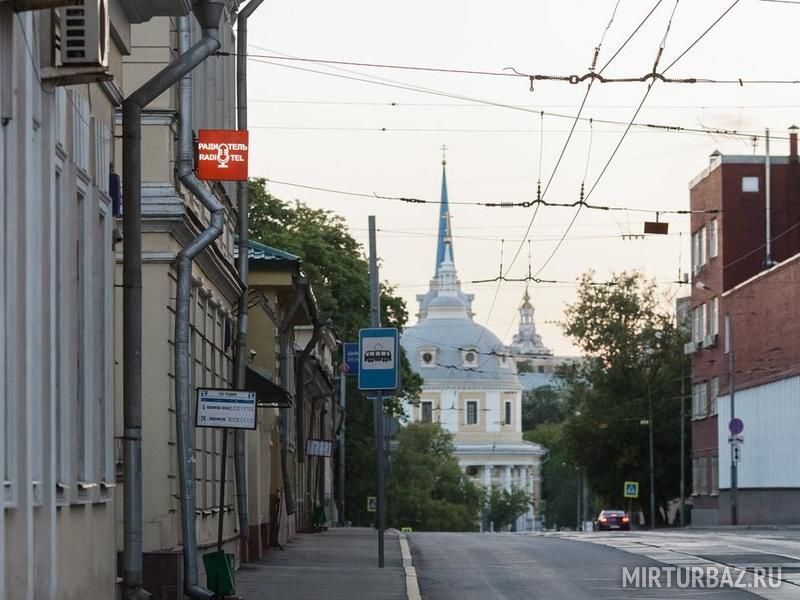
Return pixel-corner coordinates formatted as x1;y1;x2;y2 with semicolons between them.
122;2;223;599
232;0;264;555
174;10;226;600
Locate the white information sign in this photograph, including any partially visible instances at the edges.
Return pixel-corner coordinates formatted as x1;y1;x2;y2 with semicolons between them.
196;388;257;430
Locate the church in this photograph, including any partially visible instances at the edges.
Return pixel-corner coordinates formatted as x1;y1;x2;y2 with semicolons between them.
401;159;546;531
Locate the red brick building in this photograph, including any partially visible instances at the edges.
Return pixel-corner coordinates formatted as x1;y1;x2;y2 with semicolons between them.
687;128;800;525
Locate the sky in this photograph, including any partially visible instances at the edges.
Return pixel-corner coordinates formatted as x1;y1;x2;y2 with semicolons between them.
245;0;800;355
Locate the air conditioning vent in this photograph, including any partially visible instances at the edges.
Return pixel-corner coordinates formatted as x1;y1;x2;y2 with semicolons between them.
59;0;108;68
683;342;697;355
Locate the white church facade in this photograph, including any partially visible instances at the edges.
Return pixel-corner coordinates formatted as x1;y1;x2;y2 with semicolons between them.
401;160;546;531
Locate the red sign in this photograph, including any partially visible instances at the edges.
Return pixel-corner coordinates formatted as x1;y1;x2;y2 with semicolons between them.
197;129;249;181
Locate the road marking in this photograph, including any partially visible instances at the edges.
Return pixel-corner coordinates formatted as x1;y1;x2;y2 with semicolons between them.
400;533;422;600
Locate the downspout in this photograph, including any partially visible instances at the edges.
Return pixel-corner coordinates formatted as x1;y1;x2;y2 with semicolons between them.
174;9;225;600
233;0;265;554
121;3;223;599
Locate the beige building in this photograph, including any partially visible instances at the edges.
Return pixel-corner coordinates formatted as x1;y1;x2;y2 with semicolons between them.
400;162;546;531
243;241;338;553
0;1;196;598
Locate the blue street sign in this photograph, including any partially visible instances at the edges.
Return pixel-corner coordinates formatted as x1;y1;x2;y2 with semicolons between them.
343;342;360;376
358;328;399;391
729;417;744;435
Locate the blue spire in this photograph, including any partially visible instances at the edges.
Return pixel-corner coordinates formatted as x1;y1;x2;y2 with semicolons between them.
435;159;453;273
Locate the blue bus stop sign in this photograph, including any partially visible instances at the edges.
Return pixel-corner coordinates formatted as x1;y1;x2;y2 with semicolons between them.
358;328;399;391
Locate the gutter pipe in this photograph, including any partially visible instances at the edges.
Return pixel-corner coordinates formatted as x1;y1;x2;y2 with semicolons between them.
174;8;226;600
233;0;265;555
122;2;223;599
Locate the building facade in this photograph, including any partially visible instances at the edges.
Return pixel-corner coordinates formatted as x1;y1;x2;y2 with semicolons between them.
401;161;545;531
687;129;800;525
1;1;193;598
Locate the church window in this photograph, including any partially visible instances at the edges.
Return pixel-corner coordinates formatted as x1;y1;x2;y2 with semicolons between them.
466;401;478;425
420;347;437;368
421;401;433;423
505;401;512;425
462;347;478;368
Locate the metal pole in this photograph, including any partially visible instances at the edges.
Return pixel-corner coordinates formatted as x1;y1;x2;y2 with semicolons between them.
217;429;229;551
368;215;385;568
232;0;264;555
679;360;686;527
649;380;656;529
338;371;347;525
729;314;737;525
765;128;773;268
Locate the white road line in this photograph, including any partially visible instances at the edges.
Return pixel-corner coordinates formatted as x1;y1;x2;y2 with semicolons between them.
400;534;422;600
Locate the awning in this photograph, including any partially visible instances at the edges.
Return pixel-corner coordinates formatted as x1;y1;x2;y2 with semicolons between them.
246;366;293;408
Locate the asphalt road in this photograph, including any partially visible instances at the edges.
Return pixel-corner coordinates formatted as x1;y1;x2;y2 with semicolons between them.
408;532;761;600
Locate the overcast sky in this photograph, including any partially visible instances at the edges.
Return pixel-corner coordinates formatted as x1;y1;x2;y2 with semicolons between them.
245;0;800;355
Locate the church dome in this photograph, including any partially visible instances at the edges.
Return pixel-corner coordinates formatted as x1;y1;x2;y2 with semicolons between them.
402;318;520;387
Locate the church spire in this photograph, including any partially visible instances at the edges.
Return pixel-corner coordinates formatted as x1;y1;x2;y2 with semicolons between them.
435;147;453;274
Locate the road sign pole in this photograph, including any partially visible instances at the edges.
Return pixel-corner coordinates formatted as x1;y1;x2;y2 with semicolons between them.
368;215;386;568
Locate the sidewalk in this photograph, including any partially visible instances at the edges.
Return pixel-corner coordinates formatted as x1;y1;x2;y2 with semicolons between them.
235;528;407;600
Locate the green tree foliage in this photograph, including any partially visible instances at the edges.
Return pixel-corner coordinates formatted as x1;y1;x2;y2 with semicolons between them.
559;271;689;526
524;424;579;530
521;386;568;430
388;422;483;531
248;179;422;526
486;486;532;531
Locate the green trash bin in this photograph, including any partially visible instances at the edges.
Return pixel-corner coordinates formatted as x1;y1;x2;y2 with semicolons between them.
203;550;236;596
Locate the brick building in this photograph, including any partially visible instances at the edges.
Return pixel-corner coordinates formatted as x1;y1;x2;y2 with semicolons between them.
687;128;800;525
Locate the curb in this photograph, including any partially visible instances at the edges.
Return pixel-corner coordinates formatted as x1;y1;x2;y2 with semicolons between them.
399;533;422;600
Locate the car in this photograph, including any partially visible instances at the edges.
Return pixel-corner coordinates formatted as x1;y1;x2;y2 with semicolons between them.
595;510;630;531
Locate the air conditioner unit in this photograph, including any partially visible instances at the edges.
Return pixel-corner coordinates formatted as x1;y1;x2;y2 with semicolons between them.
59;0;108;68
703;334;718;348
683;341;697;355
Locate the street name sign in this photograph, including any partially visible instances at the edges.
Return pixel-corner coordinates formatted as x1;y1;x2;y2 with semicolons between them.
624;481;639;498
305;438;334;457
196;388;257;430
358;328;399;391
343;342;360;375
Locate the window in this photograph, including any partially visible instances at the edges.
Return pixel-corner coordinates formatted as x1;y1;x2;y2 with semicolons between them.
421;401;433;423
742;176;759;192
699;226;707;267
692;232;700;274
462;347;478;369
709;219;718;259
709;297;719;337
692;458;700;495
504;401;512;425
709;377;719;416
692;305;706;344
724;314;731;354
692;382;707;419
698;457;708;495
711;456;719;495
466;400;478;425
420;347;436;368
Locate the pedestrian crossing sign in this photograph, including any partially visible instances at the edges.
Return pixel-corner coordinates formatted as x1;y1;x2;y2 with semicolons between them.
624;481;639;498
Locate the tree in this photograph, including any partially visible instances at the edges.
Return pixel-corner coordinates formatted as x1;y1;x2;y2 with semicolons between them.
559;271;689;526
524;423;579;530
521;386;568;430
486;487;531;531
248;180;422;526
388;422;483;531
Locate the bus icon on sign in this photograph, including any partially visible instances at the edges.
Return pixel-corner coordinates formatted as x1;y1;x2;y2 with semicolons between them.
364;346;391;363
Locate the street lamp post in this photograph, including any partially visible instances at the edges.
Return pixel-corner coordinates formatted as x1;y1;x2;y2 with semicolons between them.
648;380;656;529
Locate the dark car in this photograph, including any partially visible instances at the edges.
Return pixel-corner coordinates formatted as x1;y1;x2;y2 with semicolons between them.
595;510;630;531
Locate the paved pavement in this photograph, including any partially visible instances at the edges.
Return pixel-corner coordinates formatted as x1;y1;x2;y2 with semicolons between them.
235;527;406;600
408;532;758;599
